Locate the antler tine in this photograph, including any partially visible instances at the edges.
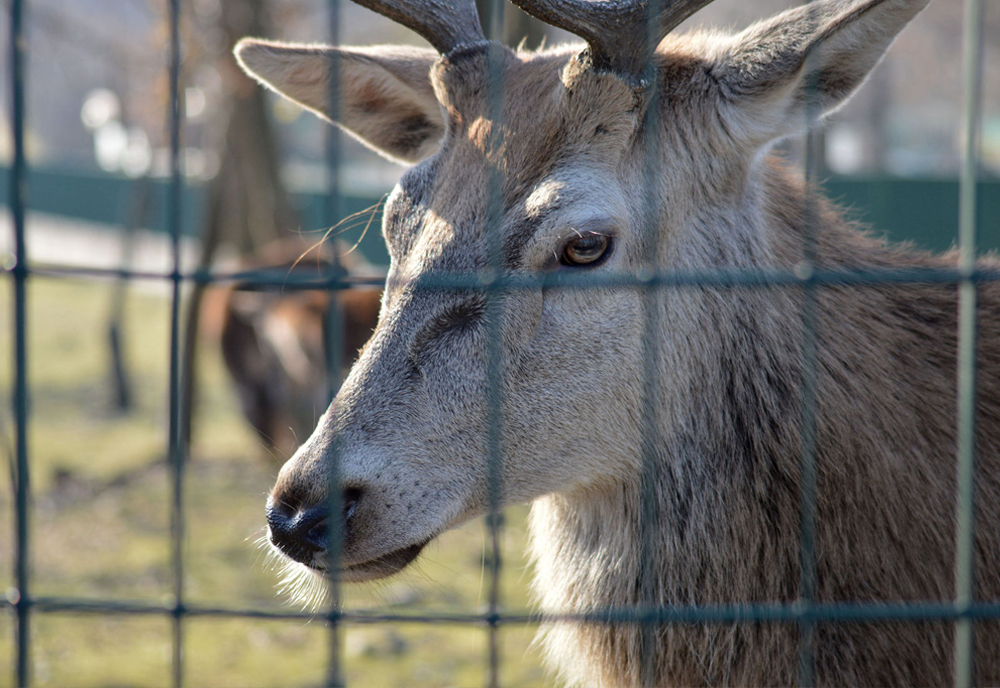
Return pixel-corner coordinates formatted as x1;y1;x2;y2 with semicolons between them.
350;0;486;54
508;0;715;82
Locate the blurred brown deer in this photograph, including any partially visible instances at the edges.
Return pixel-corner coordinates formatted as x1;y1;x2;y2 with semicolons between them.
206;240;382;460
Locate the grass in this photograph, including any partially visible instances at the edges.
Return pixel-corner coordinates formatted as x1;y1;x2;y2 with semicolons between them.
0;276;548;687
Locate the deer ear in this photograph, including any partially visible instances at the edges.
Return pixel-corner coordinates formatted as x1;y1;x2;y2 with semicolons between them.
235;39;445;164
713;0;929;146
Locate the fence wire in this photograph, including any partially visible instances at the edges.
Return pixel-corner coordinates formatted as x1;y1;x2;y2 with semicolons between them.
165;0;186;685
9;0;30;683
953;0;986;686
3;0;996;686
324;1;346;686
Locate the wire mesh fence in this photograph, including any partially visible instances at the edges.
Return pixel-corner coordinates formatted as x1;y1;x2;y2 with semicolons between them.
3;0;999;686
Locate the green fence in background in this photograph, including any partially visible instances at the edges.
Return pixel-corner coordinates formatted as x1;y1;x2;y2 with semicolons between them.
2;166;997;265
824;176;1000;254
0;165;393;265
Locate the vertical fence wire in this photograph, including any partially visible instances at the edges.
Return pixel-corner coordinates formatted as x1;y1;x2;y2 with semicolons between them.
9;0;31;684
953;0;984;684
165;0;186;684
483;4;507;685
795;206;819;688
324;0;346;403
796;4;823;683
637;3;665;684
324;0;346;685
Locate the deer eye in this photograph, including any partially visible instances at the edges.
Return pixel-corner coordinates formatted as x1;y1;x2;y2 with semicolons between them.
561;232;612;267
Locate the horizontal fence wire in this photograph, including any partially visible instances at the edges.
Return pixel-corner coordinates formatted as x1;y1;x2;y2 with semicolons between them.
4;595;1000;625
18;262;1000;290
4;0;998;685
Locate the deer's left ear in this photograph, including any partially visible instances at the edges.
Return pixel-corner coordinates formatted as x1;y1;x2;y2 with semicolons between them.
235;39;444;164
712;0;929;146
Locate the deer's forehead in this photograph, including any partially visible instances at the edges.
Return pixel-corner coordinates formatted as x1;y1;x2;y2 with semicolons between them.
430;48;643;163
418;61;644;205
384;46;712;269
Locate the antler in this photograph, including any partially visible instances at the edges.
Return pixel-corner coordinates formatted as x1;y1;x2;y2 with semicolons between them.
508;0;715;82
349;0;485;54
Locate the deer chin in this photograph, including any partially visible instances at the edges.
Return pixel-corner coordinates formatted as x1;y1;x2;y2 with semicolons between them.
269;540;430;609
339;541;429;582
289;540;430;580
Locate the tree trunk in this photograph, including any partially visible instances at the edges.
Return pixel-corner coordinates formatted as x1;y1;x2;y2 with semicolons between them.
180;0;298;451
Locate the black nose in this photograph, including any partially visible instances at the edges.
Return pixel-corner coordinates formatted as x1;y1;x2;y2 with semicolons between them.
266;489;361;566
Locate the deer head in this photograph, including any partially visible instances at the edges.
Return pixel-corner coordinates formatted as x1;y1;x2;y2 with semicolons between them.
235;0;930;589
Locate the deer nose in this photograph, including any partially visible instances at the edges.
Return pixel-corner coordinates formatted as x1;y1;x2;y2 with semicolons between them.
266;488;361;566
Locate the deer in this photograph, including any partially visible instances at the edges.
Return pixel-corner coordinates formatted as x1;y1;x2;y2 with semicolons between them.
234;0;1000;683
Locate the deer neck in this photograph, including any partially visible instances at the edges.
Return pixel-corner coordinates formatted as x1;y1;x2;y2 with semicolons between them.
525;155;834;684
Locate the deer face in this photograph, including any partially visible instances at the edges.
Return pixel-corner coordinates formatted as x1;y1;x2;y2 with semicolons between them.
244;45;657;583
236;0;931;586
